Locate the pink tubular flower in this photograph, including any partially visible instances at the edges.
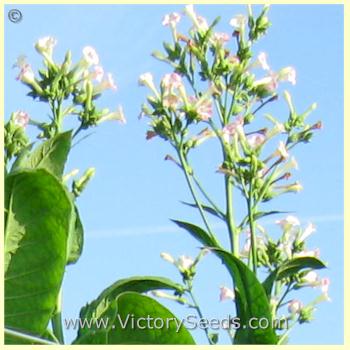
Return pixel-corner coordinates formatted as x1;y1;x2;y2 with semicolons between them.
162;12;181;26
222;116;244;143
17;64;35;84
213;32;230;46
196;98;213;121
82;46;99;66
161;72;183;90
253;72;279;93
91;65;104;82
247;133;266;149
163;94;180;109
189;96;213;121
320;278;331;300
219;286;235;302
13;111;30;128
288;299;303;314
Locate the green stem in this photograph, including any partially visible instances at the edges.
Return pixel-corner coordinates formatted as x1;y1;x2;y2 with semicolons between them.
5;328;58;345
177;149;219;246
247;192;257;274
225;175;238;257
186;282;213;345
51;288;64;344
192;173;225;220
278;319;298;345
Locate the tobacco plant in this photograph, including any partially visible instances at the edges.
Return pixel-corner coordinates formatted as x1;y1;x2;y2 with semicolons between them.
4;5;331;346
139;5;330;344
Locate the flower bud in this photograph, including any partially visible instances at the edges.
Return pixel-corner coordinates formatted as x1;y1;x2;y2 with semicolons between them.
72;167;95;197
219;286;235;302
288;299;303;314
160;252;176;264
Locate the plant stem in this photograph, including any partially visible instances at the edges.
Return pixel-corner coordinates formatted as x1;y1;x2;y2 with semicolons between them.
177;149;219;246
5;328;58;345
192;173;225;220
247;191;257;274
225;175;239;257
51;288;64;344
186;282;213;345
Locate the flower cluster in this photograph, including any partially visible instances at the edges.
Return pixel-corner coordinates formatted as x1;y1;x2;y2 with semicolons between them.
13;36;125;140
140;5;326;344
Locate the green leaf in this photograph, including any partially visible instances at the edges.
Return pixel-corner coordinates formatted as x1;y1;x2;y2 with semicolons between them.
66;206;84;265
277;257;326;280
74;292;195;344
5;169;73;342
77;276;185;338
181;201;225;220
172;220;221;248
212;249;278;344
262;257;326;298
10;131;72;178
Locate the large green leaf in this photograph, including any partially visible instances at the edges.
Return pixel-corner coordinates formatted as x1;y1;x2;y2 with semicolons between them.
262;257;326;297
66;206;84;265
74;292;195;344
172;219;221;248
77;276;185;338
10;131;72;178
4;169;73;342
213;249;278;344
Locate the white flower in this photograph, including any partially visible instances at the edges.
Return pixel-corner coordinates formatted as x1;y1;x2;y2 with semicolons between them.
278;66;297;85
276;215;300;230
294;248;320;258
229;14;246;31
277;141;289;159
288;299;303;314
95;72;117;93
298;223;316;243
219;286;235;301
35;36;57;58
213;32;230;46
139;72;154;87
184;5;208;32
301;270;319;286
98;106;126;124
177;255;194;271
160;252;176;264
162;12;181;26
82;46;99;66
12;111;30;128
257;52;270;71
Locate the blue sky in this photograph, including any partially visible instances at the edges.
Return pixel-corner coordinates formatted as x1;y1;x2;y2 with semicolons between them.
4;4;344;345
